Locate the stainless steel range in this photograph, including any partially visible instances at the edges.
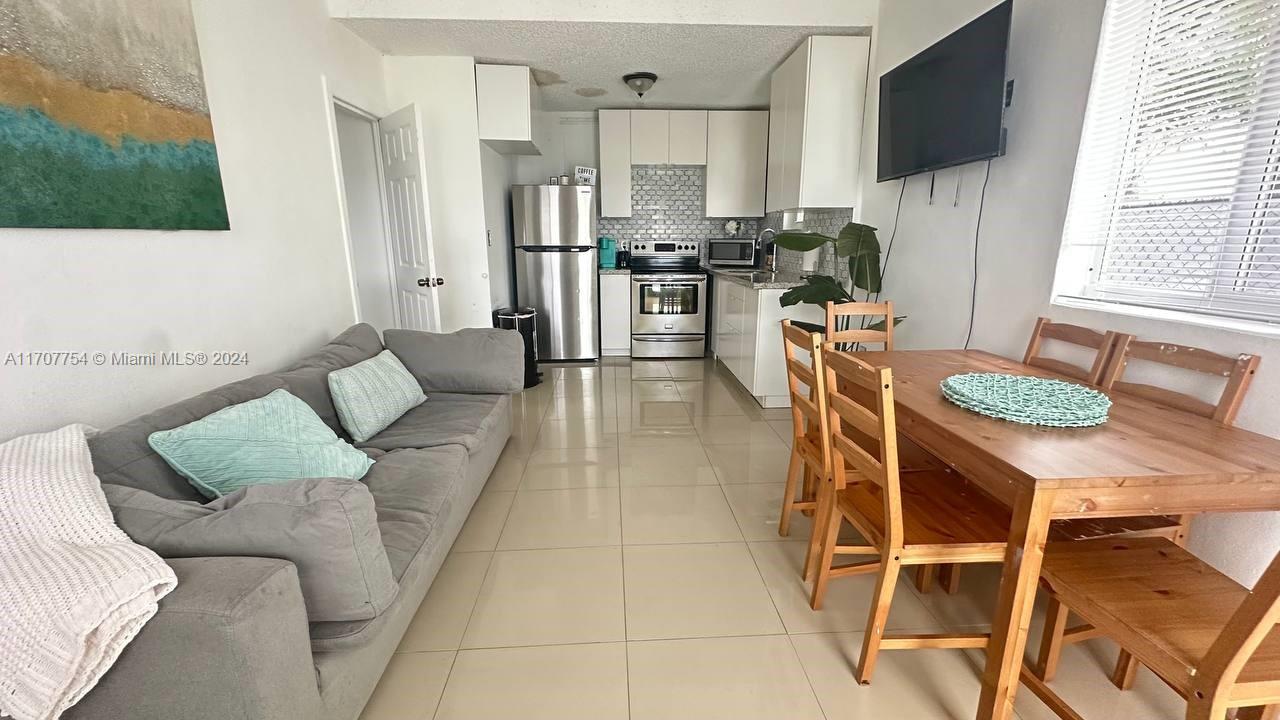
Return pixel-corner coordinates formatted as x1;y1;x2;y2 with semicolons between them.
629;240;706;358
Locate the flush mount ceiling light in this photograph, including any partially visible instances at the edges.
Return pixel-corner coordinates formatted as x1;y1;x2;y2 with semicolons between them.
622;72;658;99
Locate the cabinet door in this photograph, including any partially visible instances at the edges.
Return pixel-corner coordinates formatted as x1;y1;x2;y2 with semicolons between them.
598;110;632;217
797;36;869;209
706;111;768;217
668;110;707;165
765;72;786;212
475;65;532;142
780;41;810;213
599;274;632;352
738;286;760;390
630;110;669;164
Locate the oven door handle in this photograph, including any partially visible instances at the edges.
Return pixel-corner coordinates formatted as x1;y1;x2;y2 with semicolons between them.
631;277;707;284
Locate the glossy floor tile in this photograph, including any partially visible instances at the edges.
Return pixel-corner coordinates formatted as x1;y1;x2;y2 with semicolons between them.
367;358;1175;719
620;485;744;544
623;543;784;640
519;447;621;490
435;643;630;720
627;635;825;720
497;487;622;550
359;651;453;720
462;546;625;648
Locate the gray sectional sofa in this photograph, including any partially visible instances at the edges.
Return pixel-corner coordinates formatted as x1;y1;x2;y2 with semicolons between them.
66;323;523;720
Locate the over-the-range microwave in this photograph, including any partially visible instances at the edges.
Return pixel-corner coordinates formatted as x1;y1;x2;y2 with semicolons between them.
706;238;756;267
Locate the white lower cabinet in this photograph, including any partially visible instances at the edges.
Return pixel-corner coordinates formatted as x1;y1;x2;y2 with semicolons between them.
711;278;824;407
600;273;631;355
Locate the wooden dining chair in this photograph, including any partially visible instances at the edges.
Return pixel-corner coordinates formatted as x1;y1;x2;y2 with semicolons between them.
805;348;1013;683
1023;317;1123;386
1021;538;1280;720
826;300;894;351
778;320;829;538
1036;340;1263;688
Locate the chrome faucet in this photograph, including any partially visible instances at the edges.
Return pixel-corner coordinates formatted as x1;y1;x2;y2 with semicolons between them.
756;228;778;272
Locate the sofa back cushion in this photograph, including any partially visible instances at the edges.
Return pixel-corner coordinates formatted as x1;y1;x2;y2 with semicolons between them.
89;324;384;502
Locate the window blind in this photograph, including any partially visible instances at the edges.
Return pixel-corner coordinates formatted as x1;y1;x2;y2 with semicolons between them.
1053;0;1280;325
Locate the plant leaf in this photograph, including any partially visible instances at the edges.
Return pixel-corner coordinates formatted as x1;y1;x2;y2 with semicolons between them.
864;316;907;332
778;275;850;308
848;253;882;294
833;223;880;259
772;232;831;252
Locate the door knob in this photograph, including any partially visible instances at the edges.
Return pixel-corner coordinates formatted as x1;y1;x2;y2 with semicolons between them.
417;278;429;287
417;277;446;288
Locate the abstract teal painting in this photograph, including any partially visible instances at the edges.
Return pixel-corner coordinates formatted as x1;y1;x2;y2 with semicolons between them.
0;0;229;230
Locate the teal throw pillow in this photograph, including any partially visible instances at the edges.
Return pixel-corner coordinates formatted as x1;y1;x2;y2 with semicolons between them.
148;388;374;499
328;349;427;443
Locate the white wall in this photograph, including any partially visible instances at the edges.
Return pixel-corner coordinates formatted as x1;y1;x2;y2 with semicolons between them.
860;0;1280;584
335;105;396;332
383;56;494;331
514;111;600;185
480;145;514;310
0;0;388;440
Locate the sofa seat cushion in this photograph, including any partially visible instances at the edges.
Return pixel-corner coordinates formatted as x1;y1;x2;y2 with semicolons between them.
308;444;467;651
356;393;507;453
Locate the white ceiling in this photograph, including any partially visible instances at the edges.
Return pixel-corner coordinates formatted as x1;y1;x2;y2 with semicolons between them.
338;19;870;110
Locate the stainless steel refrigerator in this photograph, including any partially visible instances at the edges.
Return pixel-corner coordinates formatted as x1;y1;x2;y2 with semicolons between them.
513;185;599;361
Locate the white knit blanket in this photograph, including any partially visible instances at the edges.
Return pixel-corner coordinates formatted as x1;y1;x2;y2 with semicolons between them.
0;424;177;720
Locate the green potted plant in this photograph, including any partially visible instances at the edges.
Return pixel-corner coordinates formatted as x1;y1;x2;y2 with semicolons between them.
772;221;904;336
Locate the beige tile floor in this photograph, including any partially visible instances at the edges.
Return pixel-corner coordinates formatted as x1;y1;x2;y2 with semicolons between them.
361;358;1185;720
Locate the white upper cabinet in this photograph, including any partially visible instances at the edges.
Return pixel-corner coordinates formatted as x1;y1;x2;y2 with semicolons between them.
598;109;632;217
629;110;670;164
706;111;769;217
475;64;542;155
668;110;708;164
765;36;870;212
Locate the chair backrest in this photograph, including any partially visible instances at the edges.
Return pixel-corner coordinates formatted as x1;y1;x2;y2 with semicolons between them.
1193;548;1280;710
825;301;894;351
781;320;829;476
1102;337;1260;426
1022;317;1120;386
821;346;904;548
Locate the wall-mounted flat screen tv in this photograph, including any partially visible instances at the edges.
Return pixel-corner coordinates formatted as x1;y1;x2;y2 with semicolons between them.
877;0;1013;182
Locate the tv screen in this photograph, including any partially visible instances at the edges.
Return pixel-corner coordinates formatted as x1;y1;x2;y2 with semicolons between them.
877;0;1013;182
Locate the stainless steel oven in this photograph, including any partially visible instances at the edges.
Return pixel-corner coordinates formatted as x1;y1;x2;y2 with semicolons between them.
630;273;706;358
706;238;757;267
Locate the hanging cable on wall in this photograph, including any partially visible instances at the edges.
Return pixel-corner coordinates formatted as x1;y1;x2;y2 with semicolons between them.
963;160;993;350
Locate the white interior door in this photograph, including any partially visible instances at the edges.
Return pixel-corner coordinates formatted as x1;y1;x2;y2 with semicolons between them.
378;103;442;332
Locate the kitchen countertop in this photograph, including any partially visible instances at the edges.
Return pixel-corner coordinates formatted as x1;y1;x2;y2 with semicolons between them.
702;265;808;290
598;267;631;275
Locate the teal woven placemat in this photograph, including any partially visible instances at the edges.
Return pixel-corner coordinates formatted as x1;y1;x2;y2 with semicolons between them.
940;373;1112;427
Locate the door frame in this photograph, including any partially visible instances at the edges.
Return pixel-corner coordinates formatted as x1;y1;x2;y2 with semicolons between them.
322;78;401;329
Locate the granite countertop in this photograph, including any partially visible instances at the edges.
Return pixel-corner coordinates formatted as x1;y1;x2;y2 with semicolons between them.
599;267;631;275
702;265;807;290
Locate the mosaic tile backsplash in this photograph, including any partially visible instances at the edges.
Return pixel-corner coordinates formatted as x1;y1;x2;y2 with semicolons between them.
767;208;856;281
597;166;759;246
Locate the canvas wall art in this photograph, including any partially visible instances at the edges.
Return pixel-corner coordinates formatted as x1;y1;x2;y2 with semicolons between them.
0;0;229;230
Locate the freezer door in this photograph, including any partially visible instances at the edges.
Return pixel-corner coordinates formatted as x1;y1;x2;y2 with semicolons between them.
512;185;597;247
515;247;600;361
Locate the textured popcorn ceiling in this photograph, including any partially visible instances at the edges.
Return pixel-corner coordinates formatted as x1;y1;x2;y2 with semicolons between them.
337;18;869;110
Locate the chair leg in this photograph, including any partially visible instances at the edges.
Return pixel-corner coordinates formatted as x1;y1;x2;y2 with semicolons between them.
1111;650;1139;690
808;495;844;610
802;477;832;582
914;565;936;594
855;551;902;684
801;466;816;517
1035;596;1070;682
939;564;962;594
778;448;803;538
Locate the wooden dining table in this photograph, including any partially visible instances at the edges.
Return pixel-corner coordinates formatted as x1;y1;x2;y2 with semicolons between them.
845;348;1280;720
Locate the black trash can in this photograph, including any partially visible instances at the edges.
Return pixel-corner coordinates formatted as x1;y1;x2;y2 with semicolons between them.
494;307;542;388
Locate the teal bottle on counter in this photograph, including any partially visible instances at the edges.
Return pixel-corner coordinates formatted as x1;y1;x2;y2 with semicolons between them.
598;236;617;268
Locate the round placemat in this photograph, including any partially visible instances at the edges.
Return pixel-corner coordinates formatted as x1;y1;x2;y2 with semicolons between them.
940;373;1111;427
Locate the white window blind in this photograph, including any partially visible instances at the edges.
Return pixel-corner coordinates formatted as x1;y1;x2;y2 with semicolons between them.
1053;0;1280;326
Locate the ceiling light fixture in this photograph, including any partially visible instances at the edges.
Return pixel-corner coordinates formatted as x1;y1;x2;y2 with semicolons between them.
622;72;658;99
